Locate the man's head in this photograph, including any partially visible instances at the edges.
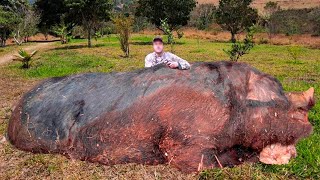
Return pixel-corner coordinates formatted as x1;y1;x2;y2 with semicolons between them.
153;37;164;54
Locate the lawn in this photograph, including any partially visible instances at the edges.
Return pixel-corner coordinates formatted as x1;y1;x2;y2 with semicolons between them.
0;34;319;179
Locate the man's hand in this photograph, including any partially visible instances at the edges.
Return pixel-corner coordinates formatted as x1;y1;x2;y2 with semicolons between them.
167;62;179;69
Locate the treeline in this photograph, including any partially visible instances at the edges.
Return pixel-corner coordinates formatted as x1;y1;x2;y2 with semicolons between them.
189;2;320;37
1;0;320;49
268;8;320;36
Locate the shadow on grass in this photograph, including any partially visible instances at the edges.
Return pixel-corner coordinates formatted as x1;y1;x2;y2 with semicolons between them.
54;44;107;50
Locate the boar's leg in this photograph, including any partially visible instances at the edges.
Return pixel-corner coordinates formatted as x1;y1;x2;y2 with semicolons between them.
162;145;218;173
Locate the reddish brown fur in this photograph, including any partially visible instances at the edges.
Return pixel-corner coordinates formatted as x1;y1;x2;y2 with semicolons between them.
7;62;315;173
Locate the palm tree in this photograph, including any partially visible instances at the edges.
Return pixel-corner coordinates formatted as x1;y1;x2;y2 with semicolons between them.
13;49;38;68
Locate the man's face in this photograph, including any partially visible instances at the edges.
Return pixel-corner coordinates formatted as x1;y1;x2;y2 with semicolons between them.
153;41;164;54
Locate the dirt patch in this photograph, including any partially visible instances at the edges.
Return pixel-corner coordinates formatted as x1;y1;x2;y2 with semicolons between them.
0;42;56;65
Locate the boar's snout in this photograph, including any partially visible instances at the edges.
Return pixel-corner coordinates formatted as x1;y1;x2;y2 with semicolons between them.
286;87;315;111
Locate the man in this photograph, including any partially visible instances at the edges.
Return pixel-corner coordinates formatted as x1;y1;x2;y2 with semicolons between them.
145;37;191;70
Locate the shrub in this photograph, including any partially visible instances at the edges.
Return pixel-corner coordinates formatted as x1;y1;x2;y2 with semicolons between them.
52;21;70;44
13;49;38;69
113;14;134;57
224;27;255;62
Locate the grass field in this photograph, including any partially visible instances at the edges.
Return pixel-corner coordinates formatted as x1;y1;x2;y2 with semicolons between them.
0;34;319;179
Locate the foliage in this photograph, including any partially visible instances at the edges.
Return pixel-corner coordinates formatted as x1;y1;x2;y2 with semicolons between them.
52;21;70;44
309;8;320;36
0;0;29;47
65;0;113;47
13;49;38;68
264;1;280;16
113;14;133;57
159;18;185;53
189;4;216;30
136;0;196;30
13;8;40;45
215;0;258;43
34;0;68;35
269;7;320;36
1;35;320;179
132;16;149;32
160;19;174;44
0;6;19;47
287;46;303;64
224;27;255;61
71;25;85;39
160;19;174;52
263;1;281;37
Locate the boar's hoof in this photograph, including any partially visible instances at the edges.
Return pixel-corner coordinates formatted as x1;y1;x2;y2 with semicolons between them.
259;144;297;165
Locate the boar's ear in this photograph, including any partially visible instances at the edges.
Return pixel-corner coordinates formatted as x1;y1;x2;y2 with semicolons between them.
287;87;315;110
304;87;315;109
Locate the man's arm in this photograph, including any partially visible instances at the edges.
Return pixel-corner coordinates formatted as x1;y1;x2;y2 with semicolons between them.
145;54;153;68
169;53;191;70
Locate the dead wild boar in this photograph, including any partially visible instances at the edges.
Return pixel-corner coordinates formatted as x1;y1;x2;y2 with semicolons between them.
7;61;315;173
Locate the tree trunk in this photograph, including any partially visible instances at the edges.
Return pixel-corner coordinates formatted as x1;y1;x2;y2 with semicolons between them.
231;32;236;43
1;36;6;47
126;43;130;57
88;28;92;47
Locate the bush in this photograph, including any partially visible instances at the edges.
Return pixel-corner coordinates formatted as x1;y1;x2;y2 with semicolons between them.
13;49;38;69
224;27;255;62
113;14;133;57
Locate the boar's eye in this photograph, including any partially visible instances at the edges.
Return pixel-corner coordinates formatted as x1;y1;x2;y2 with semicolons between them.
290;108;309;123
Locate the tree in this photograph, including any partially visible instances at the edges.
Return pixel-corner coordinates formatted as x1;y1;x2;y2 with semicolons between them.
65;0;113;47
189;4;216;30
0;6;19;47
14;8;40;45
215;0;258;43
113;14;133;57
264;1;280;38
136;0;196;31
0;0;28;47
35;0;67;38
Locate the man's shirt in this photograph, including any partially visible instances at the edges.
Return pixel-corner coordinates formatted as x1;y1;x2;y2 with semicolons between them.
145;52;191;70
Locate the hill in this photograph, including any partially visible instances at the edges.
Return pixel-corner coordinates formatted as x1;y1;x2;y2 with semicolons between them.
198;0;320;12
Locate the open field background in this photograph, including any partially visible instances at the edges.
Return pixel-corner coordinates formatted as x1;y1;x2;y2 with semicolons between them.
198;0;320;12
0;34;319;179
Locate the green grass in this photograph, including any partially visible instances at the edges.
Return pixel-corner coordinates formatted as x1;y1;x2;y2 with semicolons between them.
8;50;115;78
0;34;319;179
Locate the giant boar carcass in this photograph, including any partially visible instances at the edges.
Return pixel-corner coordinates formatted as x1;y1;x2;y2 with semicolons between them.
7;61;315;173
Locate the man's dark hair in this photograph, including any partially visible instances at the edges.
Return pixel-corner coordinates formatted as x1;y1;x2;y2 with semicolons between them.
153;37;163;43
